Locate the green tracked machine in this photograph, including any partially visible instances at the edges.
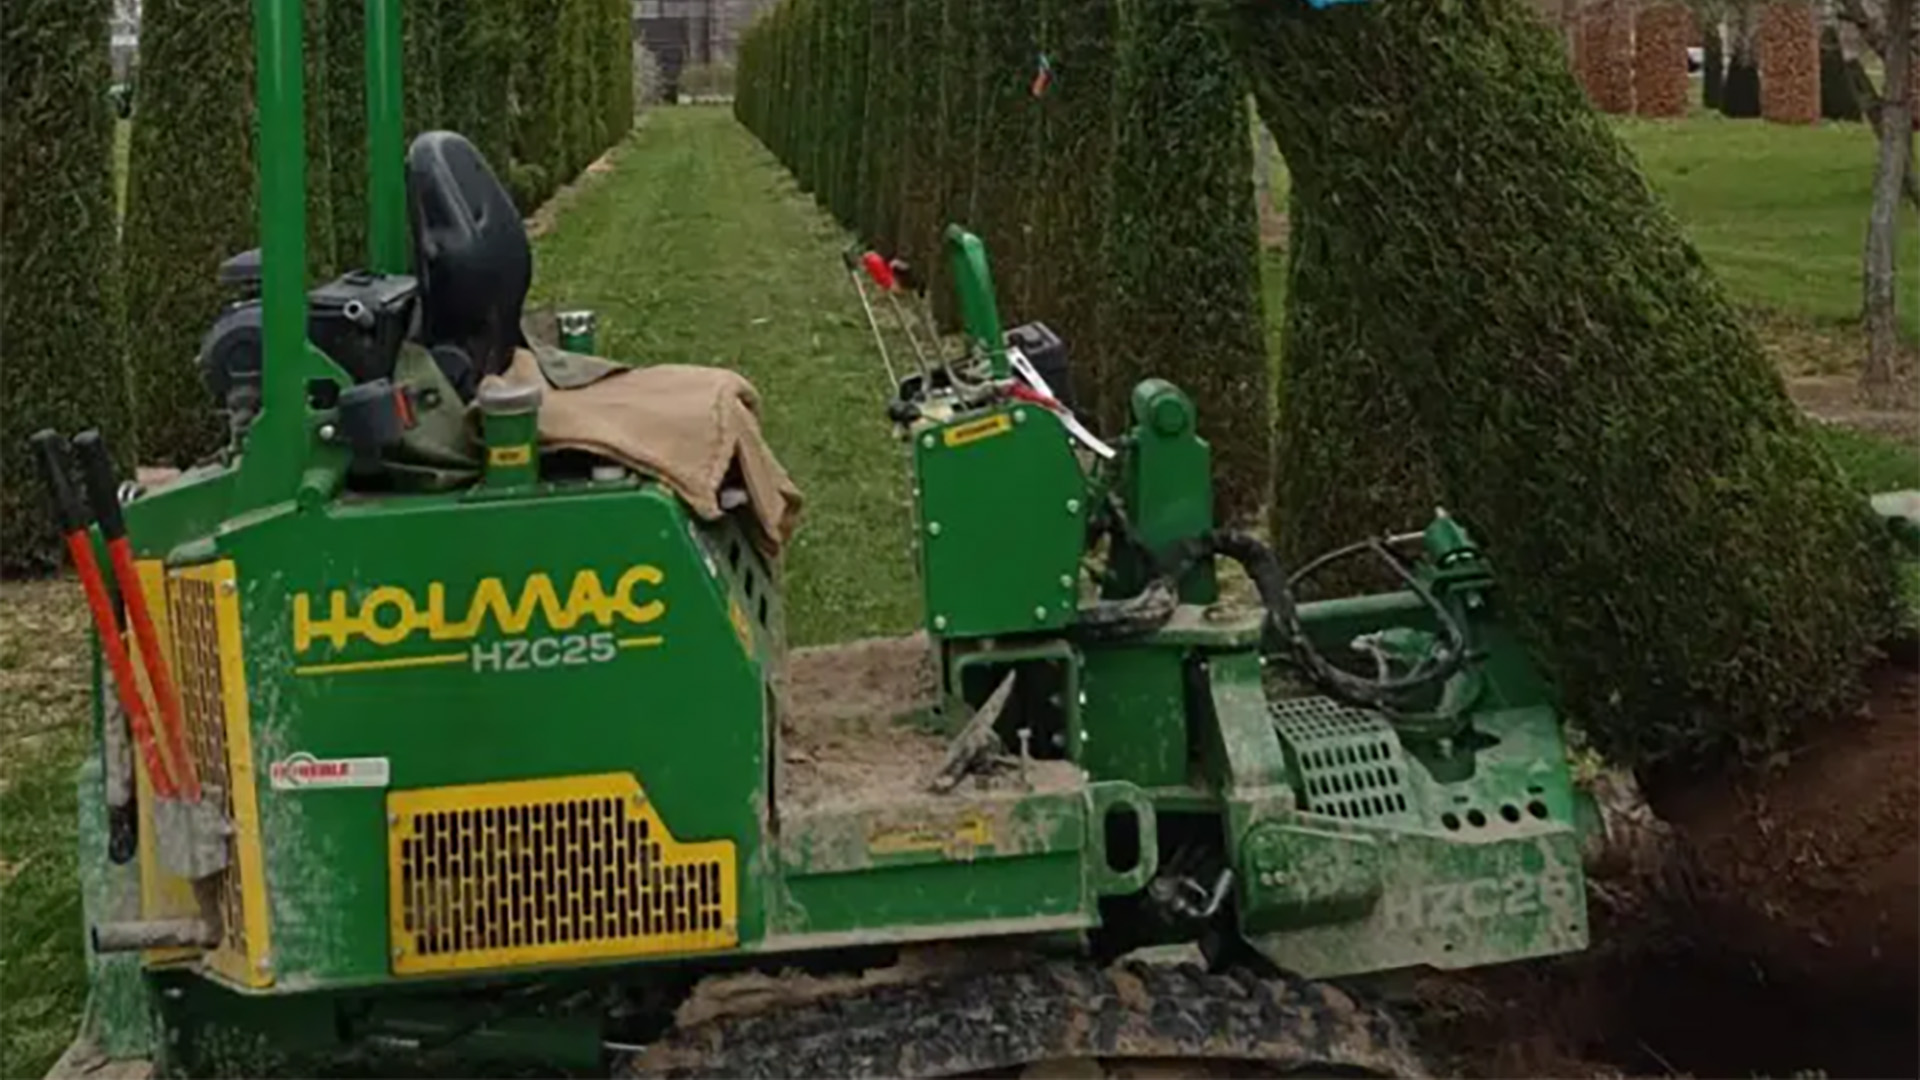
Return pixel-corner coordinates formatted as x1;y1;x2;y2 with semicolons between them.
42;1;1599;1076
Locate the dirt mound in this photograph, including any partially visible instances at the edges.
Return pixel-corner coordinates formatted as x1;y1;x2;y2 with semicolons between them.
1652;658;1918;996
1413;656;1919;1078
775;633;1084;813
781;632;939;726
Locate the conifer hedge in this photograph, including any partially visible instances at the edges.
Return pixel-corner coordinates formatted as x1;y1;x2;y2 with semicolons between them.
122;0;256;466
305;0;339;282
859;0;905;252
1030;0;1118;420
1818;25;1862;121
832;0;872;230
1106;0;1269;521
972;0;1042;314
932;0;983;324
2;0;132;570
1221;0;1900;767
327;0;370;269
896;0;948;275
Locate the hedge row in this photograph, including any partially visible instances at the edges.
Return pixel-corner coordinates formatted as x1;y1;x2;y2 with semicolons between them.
2;0;132;571
1223;0;1900;768
121;0;635;466
734;0;1270;523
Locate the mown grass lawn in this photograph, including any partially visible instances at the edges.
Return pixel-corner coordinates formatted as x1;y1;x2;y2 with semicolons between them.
1613;113;1919;340
529;109;917;647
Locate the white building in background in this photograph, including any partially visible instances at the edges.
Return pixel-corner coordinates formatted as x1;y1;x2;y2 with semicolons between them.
633;0;770;95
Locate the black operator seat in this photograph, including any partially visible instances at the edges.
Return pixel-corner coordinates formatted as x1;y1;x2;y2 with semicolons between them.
405;131;531;385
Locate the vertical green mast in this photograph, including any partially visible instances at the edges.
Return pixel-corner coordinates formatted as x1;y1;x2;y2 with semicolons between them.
365;0;408;273
241;0;315;505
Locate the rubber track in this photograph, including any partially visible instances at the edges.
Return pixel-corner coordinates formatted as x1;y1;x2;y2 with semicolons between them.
622;960;1428;1078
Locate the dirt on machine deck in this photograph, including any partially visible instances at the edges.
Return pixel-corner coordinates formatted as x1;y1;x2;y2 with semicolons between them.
774;633;1083;814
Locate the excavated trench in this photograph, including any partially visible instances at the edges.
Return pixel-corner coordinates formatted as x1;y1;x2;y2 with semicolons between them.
1414;655;1919;1079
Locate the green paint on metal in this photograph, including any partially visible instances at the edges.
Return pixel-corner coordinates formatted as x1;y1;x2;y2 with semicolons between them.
1104;380;1217;604
215;483;768;988
364;0;407;274
73;758;157;1059
914;405;1085;640
943;226;1007;378
1247;829;1589;979
1238;823;1382;933
946;638;1080;740
1077;645;1186;787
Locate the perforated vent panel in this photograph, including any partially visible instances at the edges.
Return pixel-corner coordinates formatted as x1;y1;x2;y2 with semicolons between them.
163;565;270;986
388;774;738;975
1270;696;1416;825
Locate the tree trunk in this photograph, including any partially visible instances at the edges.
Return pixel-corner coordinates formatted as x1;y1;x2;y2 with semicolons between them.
1221;0;1901;768
1860;0;1914;409
1704;21;1726;108
1722;4;1764;116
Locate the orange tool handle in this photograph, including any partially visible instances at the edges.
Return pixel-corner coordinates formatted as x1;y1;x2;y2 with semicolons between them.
66;532;180;800
32;431;179;800
75;431;200;801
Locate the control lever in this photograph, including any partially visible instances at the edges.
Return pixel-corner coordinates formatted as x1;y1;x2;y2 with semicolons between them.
30;432;180;803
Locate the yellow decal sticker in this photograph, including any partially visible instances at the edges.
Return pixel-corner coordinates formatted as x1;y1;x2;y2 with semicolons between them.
292;565;667;676
942;414;1012;448
489;445;533;467
868;813;994;860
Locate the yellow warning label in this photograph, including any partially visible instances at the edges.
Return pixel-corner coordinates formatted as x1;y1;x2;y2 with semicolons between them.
942;414;1013;448
868;813;994;859
489;445;533;467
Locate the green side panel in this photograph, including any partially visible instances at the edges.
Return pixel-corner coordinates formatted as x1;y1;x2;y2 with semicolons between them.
122;465;239;561
1246;827;1588;978
213;484;768;989
74;758;156;1059
914;405;1087;638
155;972;348;1076
1230;566;1592;978
1077;645;1187;787
770;784;1156;941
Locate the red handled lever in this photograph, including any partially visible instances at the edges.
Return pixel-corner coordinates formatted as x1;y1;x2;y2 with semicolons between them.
74;431;199;801
31;431;179;800
860;252;898;292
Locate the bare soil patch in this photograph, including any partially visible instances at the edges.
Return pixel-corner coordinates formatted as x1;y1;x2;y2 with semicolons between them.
1413;656;1920;1079
776;634;1082;813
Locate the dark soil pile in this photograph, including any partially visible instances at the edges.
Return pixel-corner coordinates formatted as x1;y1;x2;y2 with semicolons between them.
1414;656;1919;1078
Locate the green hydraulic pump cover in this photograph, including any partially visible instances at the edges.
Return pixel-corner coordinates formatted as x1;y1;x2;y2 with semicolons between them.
913;404;1087;638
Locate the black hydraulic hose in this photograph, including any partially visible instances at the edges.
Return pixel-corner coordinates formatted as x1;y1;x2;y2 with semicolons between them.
1151;530;1470;711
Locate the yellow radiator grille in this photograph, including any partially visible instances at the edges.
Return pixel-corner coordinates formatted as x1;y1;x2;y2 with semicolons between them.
167;577;243;948
388;774;738;975
159;561;272;988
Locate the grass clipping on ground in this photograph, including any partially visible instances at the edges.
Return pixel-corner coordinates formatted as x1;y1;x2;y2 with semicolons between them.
1223;0;1902;768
